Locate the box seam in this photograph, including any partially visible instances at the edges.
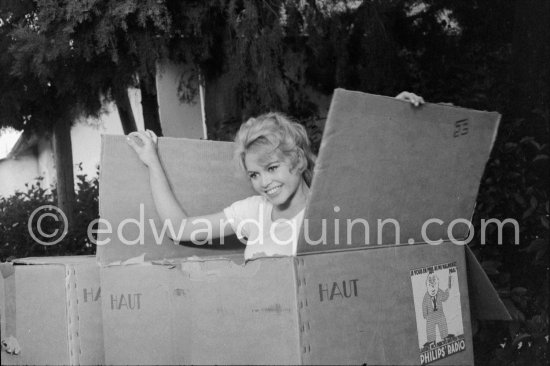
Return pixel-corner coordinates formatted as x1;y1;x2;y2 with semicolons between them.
295;256;312;364
65;264;81;365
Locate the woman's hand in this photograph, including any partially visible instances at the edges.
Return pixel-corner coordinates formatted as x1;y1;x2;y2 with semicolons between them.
127;130;160;167
395;91;425;107
1;336;21;355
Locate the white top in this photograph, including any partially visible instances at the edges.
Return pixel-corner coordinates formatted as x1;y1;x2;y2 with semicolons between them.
224;195;305;260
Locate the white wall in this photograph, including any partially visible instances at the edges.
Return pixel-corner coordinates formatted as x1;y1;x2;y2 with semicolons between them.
1;67;207;197
71;91;144;180
0;90;144;197
37;137;55;189
0;149;40;196
156;61;206;139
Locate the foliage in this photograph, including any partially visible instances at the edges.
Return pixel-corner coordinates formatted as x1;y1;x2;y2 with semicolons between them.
175;0;407;119
0;172;98;262
0;0;175;227
469;112;549;365
0;0;171;128
0;1;99;131
398;2;549;365
397;3;548;365
59;0;173;133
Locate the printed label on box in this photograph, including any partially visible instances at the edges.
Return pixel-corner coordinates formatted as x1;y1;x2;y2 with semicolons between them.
410;262;465;365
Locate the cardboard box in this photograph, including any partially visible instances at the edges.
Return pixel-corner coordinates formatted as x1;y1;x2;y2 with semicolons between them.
302;90;501;250
98;136;253;264
101;255;301;365
100;242;503;365
0;256;103;365
97;89;510;365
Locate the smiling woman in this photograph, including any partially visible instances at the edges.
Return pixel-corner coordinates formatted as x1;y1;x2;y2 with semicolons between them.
222;112;313;259
236;112;312;219
127;112;314;260
126;92;424;260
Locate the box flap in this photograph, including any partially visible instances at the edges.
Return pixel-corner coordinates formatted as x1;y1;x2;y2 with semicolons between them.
465;246;511;320
72;260;105;364
0;263;16;341
12;255;96;265
98;135;255;264
298;89;500;254
13;265;71;364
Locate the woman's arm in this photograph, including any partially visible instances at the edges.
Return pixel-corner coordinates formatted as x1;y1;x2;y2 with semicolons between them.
127;130;235;242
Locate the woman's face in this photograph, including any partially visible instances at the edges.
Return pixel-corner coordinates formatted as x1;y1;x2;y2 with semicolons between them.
244;146;306;210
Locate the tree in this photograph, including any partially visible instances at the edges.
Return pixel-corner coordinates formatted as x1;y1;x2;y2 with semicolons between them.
1;0;177;227
162;0;406;127
0;3;83;226
61;0;174;135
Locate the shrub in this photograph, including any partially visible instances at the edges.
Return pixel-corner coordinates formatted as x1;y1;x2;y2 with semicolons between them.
471;112;549;365
0;172;98;261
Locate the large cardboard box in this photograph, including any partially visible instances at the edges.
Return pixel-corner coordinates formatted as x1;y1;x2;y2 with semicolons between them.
101;255;302;364
0;256;103;365
98;89;510;365
100;243;503;365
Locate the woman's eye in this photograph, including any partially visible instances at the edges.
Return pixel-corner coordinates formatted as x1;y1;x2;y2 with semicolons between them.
248;173;257;179
268;165;278;172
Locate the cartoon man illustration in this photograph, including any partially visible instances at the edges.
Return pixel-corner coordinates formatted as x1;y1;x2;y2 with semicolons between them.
422;268;450;345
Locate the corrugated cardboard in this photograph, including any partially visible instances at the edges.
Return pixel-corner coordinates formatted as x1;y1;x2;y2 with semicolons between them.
98;89;509;365
0;256;103;365
98;136;253;264
465;245;510;320
101;242;479;365
299;89;501;252
297;242;472;365
101;255;301;365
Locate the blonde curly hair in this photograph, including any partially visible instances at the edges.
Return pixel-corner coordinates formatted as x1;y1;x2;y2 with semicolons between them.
234;112;316;186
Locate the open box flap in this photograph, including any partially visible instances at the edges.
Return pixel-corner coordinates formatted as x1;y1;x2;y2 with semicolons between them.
11;255;96;265
465;246;511;320
97;136;254;265
298;89;501;254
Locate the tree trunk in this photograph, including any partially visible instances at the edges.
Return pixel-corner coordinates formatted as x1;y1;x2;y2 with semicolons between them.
203;70;241;137
139;72;163;136
113;85;138;134
52;118;75;228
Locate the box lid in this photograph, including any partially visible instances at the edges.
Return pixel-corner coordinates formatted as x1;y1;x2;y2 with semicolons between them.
97;135;254;265
465;246;511;320
297;89;500;254
11;255;97;265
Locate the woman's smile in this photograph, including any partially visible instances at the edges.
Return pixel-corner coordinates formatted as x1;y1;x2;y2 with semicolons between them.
265;184;282;196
